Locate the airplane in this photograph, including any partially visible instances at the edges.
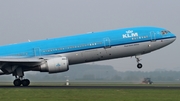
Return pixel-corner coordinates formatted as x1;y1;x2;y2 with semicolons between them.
0;26;176;86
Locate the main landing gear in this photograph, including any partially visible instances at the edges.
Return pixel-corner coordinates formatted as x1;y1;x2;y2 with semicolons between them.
13;78;30;86
13;67;30;87
135;55;143;69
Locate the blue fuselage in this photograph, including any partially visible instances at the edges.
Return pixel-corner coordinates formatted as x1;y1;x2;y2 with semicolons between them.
0;27;176;59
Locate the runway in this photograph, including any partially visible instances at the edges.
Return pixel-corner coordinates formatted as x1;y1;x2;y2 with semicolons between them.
0;85;180;89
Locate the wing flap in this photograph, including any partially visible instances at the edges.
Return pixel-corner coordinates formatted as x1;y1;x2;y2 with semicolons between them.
0;56;47;67
0;58;43;63
0;55;62;67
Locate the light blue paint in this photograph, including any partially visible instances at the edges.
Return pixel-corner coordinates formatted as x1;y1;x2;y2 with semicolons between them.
0;26;176;57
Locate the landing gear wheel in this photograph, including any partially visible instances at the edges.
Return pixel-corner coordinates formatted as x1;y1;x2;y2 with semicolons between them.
137;63;143;69
22;79;30;86
13;79;21;86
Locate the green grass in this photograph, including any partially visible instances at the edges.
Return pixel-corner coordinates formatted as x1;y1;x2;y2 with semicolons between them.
0;88;180;101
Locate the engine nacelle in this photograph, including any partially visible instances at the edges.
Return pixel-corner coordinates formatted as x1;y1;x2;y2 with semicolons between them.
40;57;69;73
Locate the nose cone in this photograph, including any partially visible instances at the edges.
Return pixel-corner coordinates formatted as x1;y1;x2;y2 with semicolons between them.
158;32;176;50
171;33;176;43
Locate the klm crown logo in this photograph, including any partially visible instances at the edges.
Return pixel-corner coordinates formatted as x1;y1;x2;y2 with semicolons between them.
126;30;133;34
56;63;61;67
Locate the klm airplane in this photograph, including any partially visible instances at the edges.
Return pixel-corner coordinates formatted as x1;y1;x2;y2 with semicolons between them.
0;26;176;86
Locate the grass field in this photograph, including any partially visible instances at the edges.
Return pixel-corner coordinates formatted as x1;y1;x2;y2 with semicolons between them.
0;88;180;101
1;83;180;101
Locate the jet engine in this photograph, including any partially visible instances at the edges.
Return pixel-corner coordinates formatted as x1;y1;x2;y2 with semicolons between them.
39;57;69;73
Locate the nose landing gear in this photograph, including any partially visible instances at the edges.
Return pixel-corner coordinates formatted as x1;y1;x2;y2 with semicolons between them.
135;55;143;69
137;63;143;69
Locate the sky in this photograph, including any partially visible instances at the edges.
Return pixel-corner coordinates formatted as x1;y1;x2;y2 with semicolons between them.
0;0;179;71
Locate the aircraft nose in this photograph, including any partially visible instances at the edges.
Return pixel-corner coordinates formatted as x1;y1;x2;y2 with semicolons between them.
170;33;176;43
172;33;176;40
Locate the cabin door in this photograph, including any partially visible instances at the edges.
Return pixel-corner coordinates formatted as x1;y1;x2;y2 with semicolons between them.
34;48;41;56
150;31;156;41
103;37;111;48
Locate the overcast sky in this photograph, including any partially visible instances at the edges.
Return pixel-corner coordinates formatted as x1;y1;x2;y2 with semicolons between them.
0;0;179;71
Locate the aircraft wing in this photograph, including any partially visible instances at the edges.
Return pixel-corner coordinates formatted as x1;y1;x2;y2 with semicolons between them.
0;58;43;63
0;57;45;67
0;55;64;67
0;55;67;75
0;55;62;68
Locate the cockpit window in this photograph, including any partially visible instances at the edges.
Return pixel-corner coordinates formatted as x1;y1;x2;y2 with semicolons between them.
161;30;171;35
